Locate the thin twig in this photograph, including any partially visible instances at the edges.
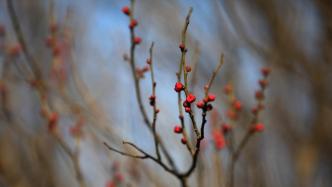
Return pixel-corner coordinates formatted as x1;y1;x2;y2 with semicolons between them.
6;0;41;80
147;42;161;160
104;142;148;159
127;0;176;169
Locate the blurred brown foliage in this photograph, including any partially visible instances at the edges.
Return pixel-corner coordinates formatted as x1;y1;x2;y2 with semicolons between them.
0;0;332;187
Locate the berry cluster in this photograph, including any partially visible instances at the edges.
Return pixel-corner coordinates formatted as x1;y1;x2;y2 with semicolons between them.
250;67;271;133
223;84;243;121
45;22;62;57
40;105;60;133
122;6;142;45
196;93;216;112
106;161;124;187
69;117;85;138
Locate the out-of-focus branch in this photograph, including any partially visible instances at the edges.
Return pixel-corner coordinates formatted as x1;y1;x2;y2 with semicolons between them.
6;0;41;80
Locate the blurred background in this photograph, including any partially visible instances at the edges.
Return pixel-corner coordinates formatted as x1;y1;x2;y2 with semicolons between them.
0;0;332;187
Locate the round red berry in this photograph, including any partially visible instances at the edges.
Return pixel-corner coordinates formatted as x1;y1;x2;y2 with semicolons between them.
8;43;22;56
185;65;192;73
49;22;57;33
255;91;264;100
122;6;130;15
261;67;271;77
259;79;268;88
186;93;196;103
134;37;142;45
207;94;216;102
146;58;152;65
174;82;184;92
206;104;213;111
222;123;232;134
233;100;242;111
252;123;264;132
183;101;190;108
129;19;138;29
0;25;6;36
226;109;237;120
173;126;183;134
251;107;258;115
52;45;61;57
181;137;187;144
48;112;59;124
179;43;185;51
185;107;191;113
196;100;204;109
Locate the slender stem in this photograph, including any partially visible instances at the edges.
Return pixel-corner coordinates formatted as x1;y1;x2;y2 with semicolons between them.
177;7;200;138
148;42;161;160
6;0;41;80
127;0;176;169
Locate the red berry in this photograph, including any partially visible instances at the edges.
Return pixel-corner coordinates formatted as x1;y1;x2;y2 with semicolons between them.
179;43;185;51
185;65;192;72
233;100;242;111
45;36;55;48
261;67;271;77
255;91;264;100
174;82;184;92
122;6;130;15
70;126;81;137
196;100;204;109
186;93;196;103
222;123;232;134
259;79;268;88
52;45;61;57
114;173;124;182
224;84;233;94
207;94;216;102
251;107;258;115
48;112;58;124
49;22;57;33
156;109;160;113
183;101;190;107
0;25;5;36
226;109;237;120
257;103;265;110
134;37;142;45
8;43;22;56
252;123;264;132
206;104;213;111
174;126;183;134
48;122;57;132
181;137;187;144
185;107;191;113
146;58;152;65
129;19;138;29
212;131;225;150
106;180;115;187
